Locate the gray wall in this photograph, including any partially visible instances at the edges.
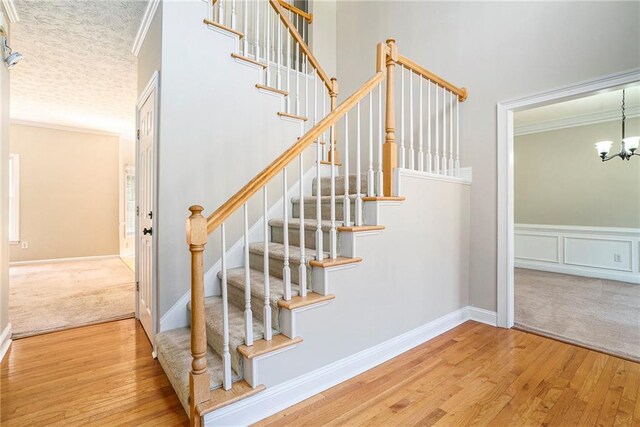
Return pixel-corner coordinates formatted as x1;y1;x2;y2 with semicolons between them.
335;1;640;311
515;118;640;228
0;6;10;340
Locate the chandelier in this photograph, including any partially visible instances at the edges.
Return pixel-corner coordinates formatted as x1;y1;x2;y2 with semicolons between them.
595;89;639;162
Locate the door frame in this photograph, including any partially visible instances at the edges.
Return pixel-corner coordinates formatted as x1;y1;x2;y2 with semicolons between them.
135;70;160;351
495;68;640;328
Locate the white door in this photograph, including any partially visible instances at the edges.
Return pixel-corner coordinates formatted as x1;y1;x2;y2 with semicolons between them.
137;86;156;345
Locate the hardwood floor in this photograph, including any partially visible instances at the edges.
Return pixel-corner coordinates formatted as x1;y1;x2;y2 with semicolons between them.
1;319;188;426
256;321;640;426
2;319;638;426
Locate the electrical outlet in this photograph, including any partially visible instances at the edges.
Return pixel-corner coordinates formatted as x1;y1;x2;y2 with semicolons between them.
20;241;28;249
614;253;622;263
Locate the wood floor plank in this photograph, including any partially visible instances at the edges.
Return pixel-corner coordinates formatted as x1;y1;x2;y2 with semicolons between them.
257;322;640;427
1;319;188;426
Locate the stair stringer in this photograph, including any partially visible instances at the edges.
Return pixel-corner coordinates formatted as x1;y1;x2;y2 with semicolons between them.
203;171;472;425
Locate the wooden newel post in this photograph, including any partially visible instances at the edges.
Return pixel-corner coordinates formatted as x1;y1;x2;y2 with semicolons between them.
328;77;340;164
383;39;398;197
187;205;210;426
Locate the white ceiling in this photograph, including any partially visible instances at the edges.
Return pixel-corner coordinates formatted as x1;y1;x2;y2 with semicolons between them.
9;0;146;139
514;85;640;133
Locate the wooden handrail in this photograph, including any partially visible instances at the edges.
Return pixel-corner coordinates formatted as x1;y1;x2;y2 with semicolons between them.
269;0;334;95
396;53;468;102
277;0;313;23
207;70;385;234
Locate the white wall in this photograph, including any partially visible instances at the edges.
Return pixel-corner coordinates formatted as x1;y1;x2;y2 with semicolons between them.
335;1;640;311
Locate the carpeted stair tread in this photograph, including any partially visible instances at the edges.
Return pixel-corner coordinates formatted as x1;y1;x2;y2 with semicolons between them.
156;327;241;414
249;241;328;264
218;267;300;310
312;173;369;196
189;296;276;375
269;217;333;231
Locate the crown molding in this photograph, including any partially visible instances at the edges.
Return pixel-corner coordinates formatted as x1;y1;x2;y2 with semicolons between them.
514;105;640;136
1;0;19;23
131;0;160;57
11;119;121;137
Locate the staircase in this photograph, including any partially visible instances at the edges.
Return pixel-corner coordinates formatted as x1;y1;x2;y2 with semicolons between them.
154;0;469;425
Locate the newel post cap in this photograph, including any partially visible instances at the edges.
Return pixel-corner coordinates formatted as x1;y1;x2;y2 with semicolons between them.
187;205;208;246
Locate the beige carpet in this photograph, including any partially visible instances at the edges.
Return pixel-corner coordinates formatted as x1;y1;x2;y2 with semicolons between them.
9;257;135;339
515;268;640;362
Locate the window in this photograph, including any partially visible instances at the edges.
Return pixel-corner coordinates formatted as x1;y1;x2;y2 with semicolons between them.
124;165;135;236
8;153;19;242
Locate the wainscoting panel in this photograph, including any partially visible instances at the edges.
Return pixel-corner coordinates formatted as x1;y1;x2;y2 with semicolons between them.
515;224;640;284
514;234;559;263
564;237;632;272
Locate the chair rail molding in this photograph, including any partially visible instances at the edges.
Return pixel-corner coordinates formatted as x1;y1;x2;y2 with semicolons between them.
496;67;640;328
131;0;160;57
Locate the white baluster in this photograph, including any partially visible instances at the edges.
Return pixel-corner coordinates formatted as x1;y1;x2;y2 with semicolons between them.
295;17;300;116
409;71;415;170
243;0;248;55
377;83;383;197
355;102;363;226
455;96;460;176
427;81;432;173
243;203;253;346
343;113;351;227
218;0;225;25
298;152;307;296
442;87;447;175
282;168;292;300
314;70;318;126
262;187;272;341
254;0;260;60
315;118;323;261
367;93;374;197
220;222;231;390
264;4;270;86
276;19;282;89
322;89;327;160
329;124;337;259
435;84;440;174
400;66;405;168
286;28;292;113
304;54;309;129
230;0;236;29
449;91;454;175
418;77;424;171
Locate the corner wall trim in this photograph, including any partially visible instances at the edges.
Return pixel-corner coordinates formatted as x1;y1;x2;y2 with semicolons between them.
9;254;120;266
204;306;495;425
0;323;12;362
132;0;160;57
1;0;19;23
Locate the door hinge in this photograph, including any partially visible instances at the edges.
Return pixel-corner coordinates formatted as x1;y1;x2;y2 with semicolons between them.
136;281;139;292
136;206;139;216
137;129;140;140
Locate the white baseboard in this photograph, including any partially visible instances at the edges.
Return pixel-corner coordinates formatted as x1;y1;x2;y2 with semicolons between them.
467;306;497;326
205;305;493;426
9;254;120;266
0;323;12;362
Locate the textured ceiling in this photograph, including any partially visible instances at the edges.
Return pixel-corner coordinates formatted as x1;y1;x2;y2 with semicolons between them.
9;0;146;138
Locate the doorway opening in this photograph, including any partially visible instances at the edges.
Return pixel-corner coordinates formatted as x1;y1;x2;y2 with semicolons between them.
5;2;149;340
497;69;640;361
